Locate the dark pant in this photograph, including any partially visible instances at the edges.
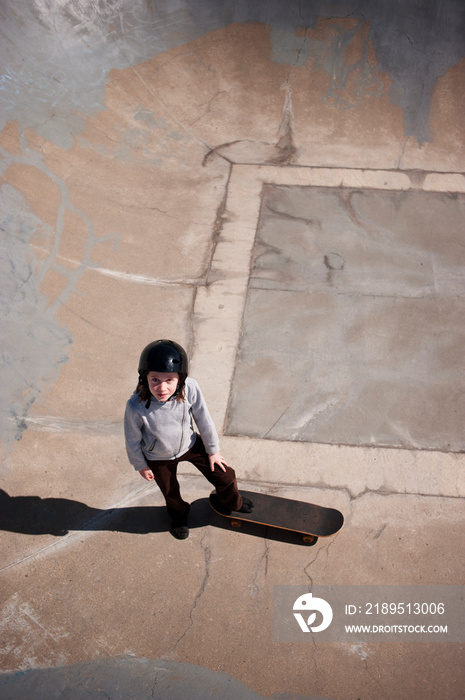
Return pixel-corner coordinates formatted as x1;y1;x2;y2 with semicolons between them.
145;435;242;526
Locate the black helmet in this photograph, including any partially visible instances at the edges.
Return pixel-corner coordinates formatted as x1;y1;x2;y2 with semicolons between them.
138;339;188;375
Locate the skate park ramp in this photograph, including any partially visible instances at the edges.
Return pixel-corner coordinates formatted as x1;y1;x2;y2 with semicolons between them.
1;1;465;699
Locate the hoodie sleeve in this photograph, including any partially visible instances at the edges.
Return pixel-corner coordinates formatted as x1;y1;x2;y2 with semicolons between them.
124;398;148;471
188;379;220;455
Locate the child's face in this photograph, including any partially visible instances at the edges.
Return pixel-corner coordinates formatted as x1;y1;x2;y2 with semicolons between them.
147;371;179;402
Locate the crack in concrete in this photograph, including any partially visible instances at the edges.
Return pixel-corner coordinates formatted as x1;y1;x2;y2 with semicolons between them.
304;530;341;584
390;28;428;56
205;155;463;177
363;652;390;699
397;136;409;170
59;301;130;338
150;668;160;698
238;474;463;502
186;284;199;365
203;140;240;165
189;47;223;113
128;65;213;153
264;404;293;437
250;538;270;599
204;161;234;286
346;482;463;502
170;530;212;653
188;88;230;129
373;522;388;540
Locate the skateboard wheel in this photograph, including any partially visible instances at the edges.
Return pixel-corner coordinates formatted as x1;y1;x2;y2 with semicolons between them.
302;535;316;544
230;520;242;528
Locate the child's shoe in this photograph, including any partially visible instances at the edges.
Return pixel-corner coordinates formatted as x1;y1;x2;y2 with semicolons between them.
210;493;254;515
170;524;189;539
236;496;254;514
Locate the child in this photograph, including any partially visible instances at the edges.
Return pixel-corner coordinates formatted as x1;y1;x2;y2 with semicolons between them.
124;339;253;539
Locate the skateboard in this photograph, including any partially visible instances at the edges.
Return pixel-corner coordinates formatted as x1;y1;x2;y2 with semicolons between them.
209;490;344;545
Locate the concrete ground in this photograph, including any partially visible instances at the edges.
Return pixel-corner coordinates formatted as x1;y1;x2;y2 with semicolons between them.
1;1;464;698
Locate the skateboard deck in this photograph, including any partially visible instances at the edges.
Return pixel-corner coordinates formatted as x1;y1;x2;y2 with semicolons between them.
209;490;344;545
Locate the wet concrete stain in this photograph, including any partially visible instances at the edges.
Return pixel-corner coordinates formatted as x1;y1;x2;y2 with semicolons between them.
0;657;330;699
272;20;385;111
0;184;72;443
1;0;464;145
0;150;120;446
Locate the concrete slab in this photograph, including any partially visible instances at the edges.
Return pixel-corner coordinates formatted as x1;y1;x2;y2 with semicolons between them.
226;185;465;451
1;2;465;699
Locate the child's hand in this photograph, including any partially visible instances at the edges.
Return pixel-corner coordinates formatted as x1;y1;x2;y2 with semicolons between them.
209;453;228;472
139;467;155;481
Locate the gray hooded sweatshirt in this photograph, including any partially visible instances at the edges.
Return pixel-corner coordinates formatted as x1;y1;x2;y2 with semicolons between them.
124;376;220;470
